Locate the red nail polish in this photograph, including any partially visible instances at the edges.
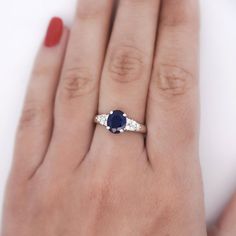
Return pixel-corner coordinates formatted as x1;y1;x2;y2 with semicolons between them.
44;17;63;47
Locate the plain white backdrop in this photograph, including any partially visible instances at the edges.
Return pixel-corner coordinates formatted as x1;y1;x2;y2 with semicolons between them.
0;0;236;226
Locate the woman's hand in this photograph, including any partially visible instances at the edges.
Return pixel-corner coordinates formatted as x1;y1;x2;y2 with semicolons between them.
2;0;235;235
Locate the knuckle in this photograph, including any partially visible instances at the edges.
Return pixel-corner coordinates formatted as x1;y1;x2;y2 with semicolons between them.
29;196;54;220
89;179;110;203
32;64;54;78
160;14;188;28
159;1;198;28
108;45;145;83
19;102;47;129
85;177;113;211
76;1;107;20
60;67;96;100
28;179;60;217
122;0;151;5
156;195;187;224
152;64;195;98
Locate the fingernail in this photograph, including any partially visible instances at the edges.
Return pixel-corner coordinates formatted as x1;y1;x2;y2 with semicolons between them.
44;17;63;47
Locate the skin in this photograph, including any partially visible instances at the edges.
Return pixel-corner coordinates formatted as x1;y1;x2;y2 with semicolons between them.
1;0;236;235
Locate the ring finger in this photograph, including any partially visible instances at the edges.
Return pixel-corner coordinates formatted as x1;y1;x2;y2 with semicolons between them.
92;0;160;151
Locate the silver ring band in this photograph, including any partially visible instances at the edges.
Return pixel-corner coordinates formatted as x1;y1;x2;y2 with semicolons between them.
94;110;146;134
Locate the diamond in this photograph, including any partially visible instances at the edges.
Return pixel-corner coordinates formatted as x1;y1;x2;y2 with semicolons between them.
125;119;141;132
96;114;108;126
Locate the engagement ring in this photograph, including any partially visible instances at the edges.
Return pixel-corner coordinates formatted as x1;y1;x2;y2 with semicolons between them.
95;110;146;134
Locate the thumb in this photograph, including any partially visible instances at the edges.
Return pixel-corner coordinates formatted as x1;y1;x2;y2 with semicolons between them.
208;192;236;236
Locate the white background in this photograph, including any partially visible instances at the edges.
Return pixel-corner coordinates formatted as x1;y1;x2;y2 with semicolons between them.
0;0;236;226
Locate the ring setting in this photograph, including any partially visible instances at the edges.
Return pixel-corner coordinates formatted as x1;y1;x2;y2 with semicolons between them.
95;110;146;134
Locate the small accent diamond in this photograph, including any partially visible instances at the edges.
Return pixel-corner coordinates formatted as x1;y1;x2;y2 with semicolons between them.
96;114;108;126
125;119;141;132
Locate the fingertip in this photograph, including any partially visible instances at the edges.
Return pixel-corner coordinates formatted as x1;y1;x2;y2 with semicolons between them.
44;17;64;47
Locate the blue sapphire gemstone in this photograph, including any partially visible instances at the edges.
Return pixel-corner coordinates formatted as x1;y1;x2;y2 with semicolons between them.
107;110;127;134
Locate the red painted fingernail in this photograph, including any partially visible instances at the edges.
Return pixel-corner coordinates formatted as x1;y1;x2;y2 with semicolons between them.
44;17;63;47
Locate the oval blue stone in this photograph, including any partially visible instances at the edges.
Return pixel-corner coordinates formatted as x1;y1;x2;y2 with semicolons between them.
107;110;127;134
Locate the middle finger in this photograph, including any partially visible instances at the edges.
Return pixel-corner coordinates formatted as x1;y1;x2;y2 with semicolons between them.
44;0;114;170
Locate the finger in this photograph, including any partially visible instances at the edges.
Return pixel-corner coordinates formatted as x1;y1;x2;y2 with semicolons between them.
146;2;206;231
92;0;160;151
208;192;236;236
147;0;200;166
45;0;114;170
12;18;68;179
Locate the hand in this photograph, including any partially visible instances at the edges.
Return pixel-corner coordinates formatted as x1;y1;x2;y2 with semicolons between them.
1;0;235;235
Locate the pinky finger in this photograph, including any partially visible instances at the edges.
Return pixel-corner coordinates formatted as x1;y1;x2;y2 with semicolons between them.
11;17;68;180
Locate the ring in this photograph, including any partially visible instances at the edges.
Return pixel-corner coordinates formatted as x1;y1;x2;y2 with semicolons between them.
95;110;146;134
